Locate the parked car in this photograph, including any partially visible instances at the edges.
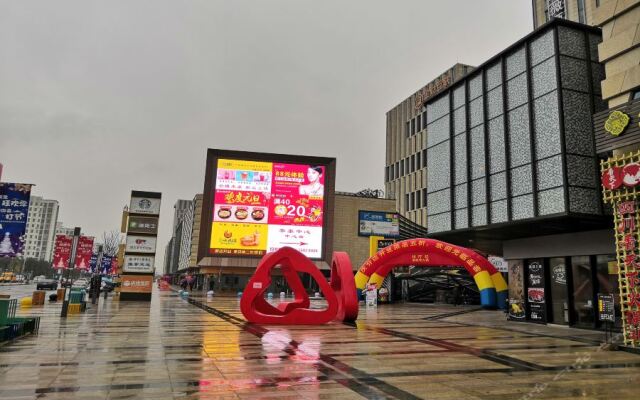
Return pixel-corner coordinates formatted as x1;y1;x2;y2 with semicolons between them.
72;278;89;290
33;275;47;283
101;278;117;292
36;279;58;290
0;271;16;283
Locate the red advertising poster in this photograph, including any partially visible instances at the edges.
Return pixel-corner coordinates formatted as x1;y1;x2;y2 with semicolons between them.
52;235;72;269
210;159;326;258
74;236;94;270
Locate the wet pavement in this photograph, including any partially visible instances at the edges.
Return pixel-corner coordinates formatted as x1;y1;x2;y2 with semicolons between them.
1;286;639;399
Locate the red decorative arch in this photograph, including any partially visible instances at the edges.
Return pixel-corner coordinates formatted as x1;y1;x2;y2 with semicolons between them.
355;239;507;309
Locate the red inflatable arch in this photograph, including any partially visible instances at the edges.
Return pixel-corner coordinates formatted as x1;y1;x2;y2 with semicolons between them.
354;239;508;309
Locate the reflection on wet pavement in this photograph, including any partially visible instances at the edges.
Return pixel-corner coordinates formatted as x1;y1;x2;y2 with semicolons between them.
0;287;639;399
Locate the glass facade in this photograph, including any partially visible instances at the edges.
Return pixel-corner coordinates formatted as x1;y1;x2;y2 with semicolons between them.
426;23;602;233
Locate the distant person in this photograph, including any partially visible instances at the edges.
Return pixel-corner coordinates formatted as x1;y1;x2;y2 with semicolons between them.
452;285;461;306
180;278;188;291
298;166;324;196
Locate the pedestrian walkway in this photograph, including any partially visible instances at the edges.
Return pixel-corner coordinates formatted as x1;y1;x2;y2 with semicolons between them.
0;287;639;399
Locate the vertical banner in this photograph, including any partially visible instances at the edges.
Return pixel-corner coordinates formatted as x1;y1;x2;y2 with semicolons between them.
101;255;113;275
74;236;94;270
89;253;98;273
0;183;32;257
527;260;546;323
601;153;640;347
52;235;73;269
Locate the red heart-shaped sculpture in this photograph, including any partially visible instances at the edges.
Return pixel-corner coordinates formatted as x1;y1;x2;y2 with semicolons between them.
330;252;359;322
240;247;338;324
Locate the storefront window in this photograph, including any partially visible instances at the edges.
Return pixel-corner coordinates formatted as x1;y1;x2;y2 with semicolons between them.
549;257;569;325
571;256;594;328
595;254;621;329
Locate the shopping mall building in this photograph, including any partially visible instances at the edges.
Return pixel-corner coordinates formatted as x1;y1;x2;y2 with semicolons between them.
385;18;627;329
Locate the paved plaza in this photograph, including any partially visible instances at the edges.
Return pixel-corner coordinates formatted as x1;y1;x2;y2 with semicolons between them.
1;287;639;399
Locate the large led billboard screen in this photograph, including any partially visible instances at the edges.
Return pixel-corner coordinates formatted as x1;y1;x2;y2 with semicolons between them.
201;150;335;261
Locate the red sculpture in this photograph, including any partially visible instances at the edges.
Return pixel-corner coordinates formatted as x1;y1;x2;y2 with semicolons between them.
330;252;359;322
240;247;340;324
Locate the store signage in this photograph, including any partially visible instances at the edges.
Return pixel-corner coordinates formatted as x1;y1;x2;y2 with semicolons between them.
488;255;508;273
52;235;73;269
604;110;630;137
127;216;158;235
129;197;161;215
601;162;640;189
552;264;566;284
358;210;400;237
0;183;32;257
366;283;378;307
547;0;566;18
120;275;153;293
601;151;640;346
414;70;453;111
123;255;155;273
74;236;94;270
598;293;615;323
211;159;326;258
527;261;546;323
376;239;396;252
125;235;157;253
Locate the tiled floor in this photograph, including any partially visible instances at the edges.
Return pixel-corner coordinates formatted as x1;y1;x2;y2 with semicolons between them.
1;287;639;399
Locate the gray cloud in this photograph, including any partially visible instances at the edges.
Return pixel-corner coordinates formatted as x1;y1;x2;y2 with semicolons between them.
0;0;532;272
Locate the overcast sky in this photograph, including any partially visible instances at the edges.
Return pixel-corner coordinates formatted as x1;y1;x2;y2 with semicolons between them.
0;1;532;272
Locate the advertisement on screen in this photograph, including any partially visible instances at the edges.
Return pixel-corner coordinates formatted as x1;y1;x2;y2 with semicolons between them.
210;158;327;258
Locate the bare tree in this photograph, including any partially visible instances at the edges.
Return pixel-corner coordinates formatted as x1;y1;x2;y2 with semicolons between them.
102;230;121;257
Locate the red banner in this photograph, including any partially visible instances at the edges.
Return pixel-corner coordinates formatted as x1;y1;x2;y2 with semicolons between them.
52;235;72;269
74;236;94;270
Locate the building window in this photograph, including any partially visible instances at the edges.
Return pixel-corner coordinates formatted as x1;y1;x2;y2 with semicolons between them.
411;154;416;172
422;111;427;128
632;89;640;100
405;194;409;210
410;192;415;210
416;191;421;209
417;115;422;132
400;160;404;176
595;0;600;7
416;152;421;169
406;121;410;138
422;149;427;167
396;161;400;179
411;118;416;135
422;189;428;207
578;0;586;23
405;158;409;174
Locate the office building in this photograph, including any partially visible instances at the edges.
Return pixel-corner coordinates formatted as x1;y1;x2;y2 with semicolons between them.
24;196;59;262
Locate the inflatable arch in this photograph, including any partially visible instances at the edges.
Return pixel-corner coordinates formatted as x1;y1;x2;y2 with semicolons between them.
354;239;508;309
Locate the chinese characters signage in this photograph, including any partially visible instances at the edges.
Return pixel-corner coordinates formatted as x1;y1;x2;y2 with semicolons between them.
125;235;157;254
74;236;94;270
601;152;640;347
604;110;630;137
0;183;32;257
413;70;453;111
547;0;566;18
120;275;153;293
527;260;546;323
127;216;159;235
358;211;400;238
123;255;155;273
211;158;326;258
52;235;73;269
